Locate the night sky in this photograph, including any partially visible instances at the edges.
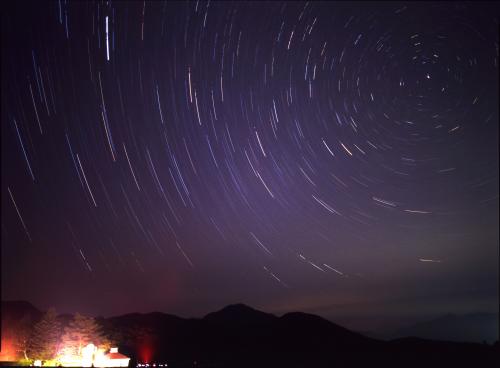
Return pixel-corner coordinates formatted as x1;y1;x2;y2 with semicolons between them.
1;1;498;332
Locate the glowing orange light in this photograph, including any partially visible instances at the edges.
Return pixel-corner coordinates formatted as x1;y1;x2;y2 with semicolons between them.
0;338;17;361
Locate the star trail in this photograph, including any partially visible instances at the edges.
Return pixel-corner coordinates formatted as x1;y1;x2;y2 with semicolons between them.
1;1;498;331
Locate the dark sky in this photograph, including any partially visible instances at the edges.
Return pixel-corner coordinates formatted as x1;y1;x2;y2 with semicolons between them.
1;1;498;332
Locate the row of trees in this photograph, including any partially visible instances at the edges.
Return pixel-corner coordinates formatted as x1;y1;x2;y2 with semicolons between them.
20;308;112;363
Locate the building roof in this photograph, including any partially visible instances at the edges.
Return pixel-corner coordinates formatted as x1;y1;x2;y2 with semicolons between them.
105;352;130;360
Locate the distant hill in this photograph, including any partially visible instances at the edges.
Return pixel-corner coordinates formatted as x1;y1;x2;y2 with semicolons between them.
1;301;75;330
1;301;42;324
203;303;276;325
391;313;499;344
101;303;380;366
2;301;499;367
102;303;498;367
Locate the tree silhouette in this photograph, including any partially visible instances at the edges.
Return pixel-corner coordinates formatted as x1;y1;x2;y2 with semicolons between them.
13;320;32;360
27;308;61;361
59;313;109;357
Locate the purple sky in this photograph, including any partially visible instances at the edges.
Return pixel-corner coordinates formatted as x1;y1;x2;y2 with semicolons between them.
2;1;498;332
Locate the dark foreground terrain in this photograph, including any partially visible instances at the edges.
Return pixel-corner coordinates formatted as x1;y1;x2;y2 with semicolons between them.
1;301;499;367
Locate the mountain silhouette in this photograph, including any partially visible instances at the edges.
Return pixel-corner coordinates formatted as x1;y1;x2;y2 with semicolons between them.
1;301;498;367
1;300;42;323
391;313;499;343
203;303;276;325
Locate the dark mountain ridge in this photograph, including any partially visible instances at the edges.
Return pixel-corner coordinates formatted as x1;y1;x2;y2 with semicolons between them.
203;303;276;324
1;301;498;367
390;312;498;343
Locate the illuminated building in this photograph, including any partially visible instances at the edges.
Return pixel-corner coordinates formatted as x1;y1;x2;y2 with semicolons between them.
99;347;131;367
57;344;130;367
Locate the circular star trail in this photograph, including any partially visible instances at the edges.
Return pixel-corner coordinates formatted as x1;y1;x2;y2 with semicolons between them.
1;1;498;327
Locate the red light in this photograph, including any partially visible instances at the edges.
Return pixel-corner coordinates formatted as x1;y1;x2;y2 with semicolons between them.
139;344;153;364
